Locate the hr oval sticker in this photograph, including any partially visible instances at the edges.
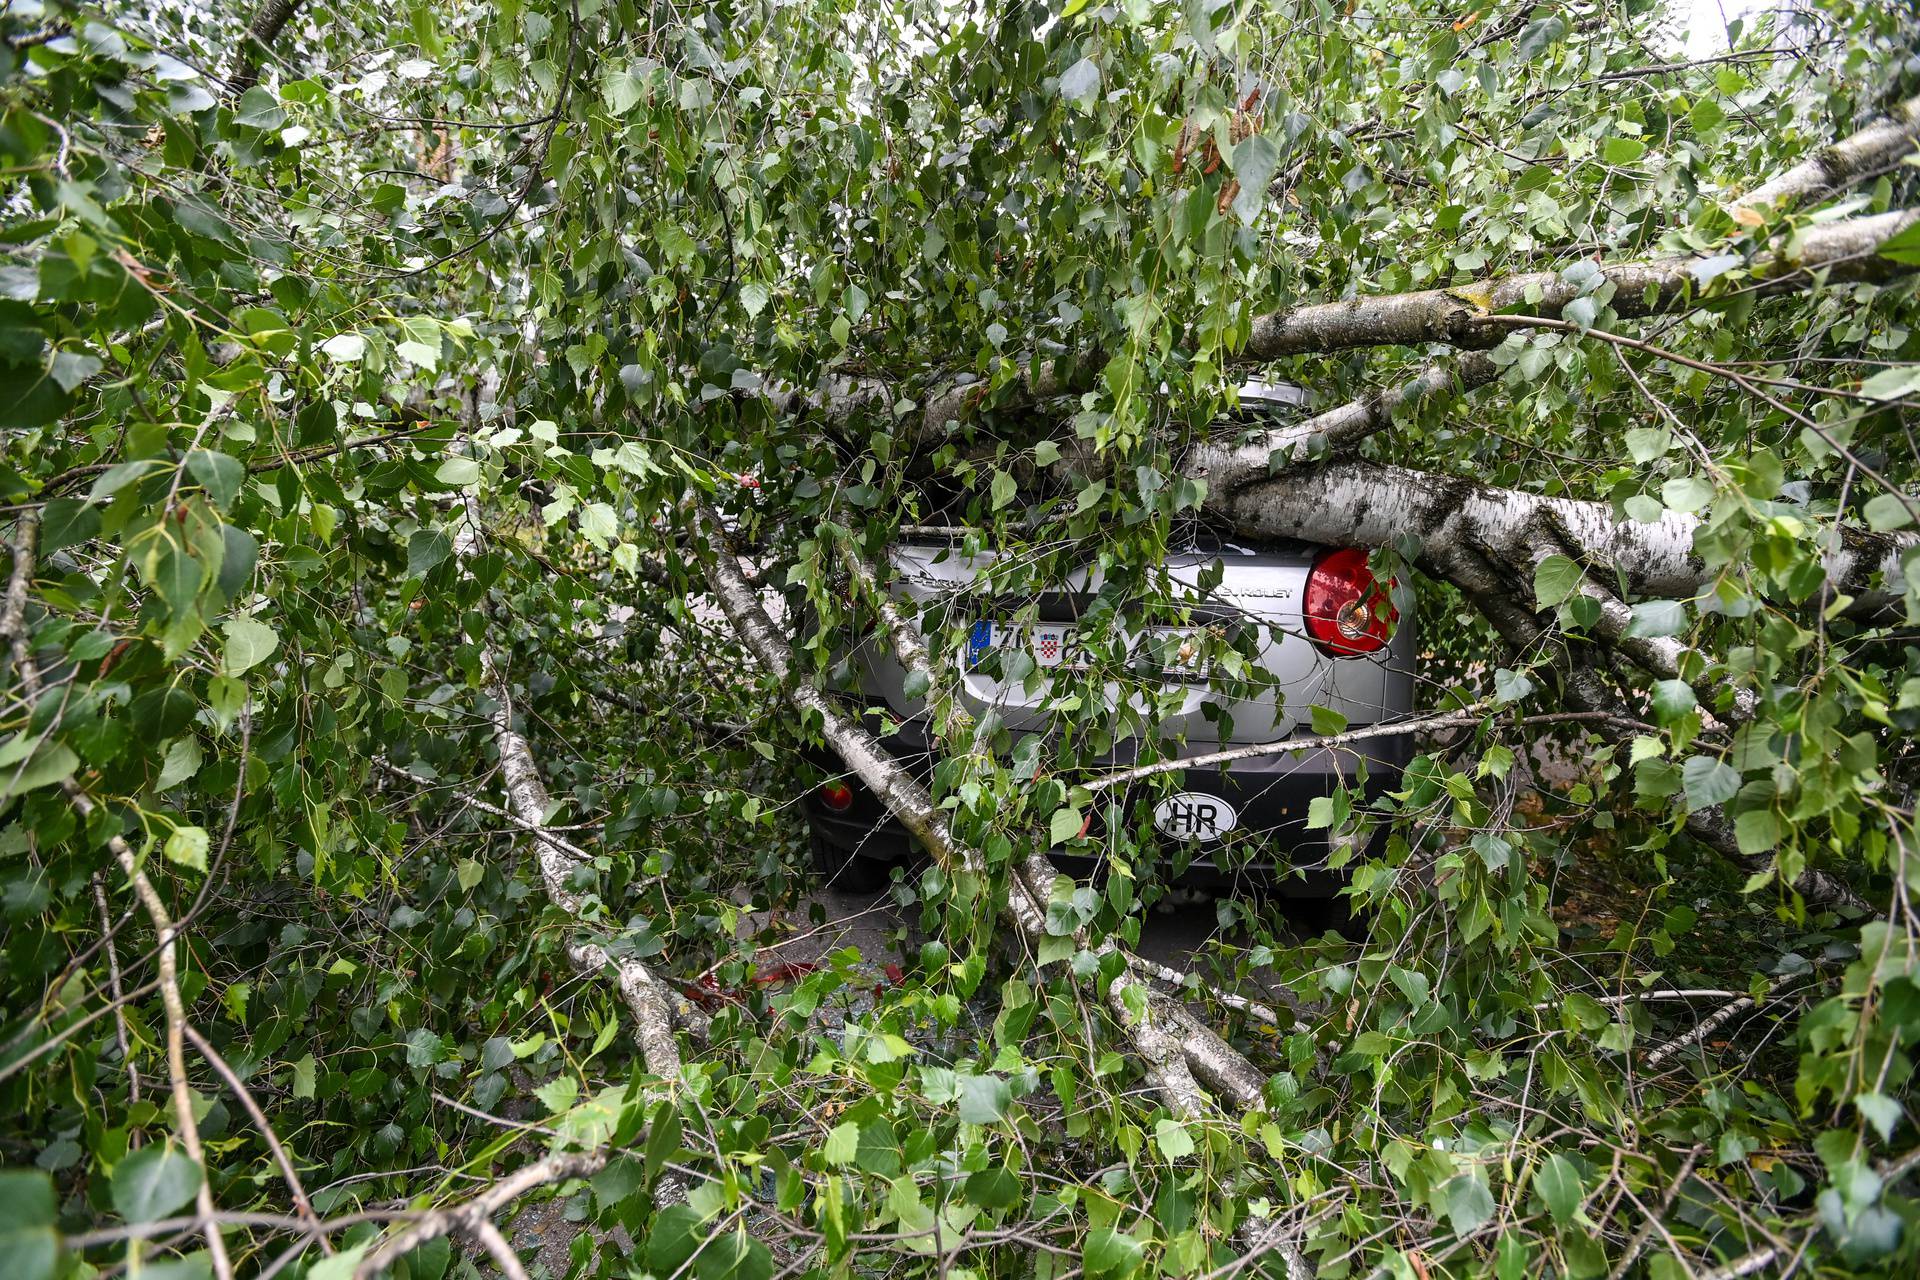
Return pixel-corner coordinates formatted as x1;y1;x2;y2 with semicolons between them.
1152;792;1238;843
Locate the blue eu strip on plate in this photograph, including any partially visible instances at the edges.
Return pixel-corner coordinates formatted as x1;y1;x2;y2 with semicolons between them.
967;620;994;669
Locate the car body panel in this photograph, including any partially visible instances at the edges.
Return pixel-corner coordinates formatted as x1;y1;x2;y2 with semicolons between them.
806;536;1419;892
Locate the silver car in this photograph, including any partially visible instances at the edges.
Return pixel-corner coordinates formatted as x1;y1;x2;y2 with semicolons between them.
805;533;1418;892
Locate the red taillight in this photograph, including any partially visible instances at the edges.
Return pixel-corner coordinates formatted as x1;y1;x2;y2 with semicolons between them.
819;782;855;812
1304;547;1396;658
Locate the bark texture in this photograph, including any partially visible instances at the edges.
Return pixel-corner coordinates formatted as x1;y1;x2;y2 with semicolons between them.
763;358;1078;450
1737;95;1920;212
354;1151;609;1280
1202;353;1500;484
1242;211;1918;359
1194;459;1919;615
482;665;690;1079
229;0;301;96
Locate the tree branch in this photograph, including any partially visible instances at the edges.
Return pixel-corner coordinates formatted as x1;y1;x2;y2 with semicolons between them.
352;1151;606;1280
1736;95;1920;214
1242;211;1918;359
229;0;302;97
451;498;695;1082
1195;459;1919;620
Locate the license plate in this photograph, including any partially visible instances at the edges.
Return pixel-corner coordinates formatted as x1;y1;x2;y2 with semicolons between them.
965;622;1208;673
966;621;1081;669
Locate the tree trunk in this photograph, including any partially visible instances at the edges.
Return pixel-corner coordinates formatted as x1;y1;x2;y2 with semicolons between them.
1193;459;1918;616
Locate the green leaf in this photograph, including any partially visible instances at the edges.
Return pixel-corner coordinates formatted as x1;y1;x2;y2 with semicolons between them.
1864;493;1914;532
1651;680;1696;723
435;457;480;487
1533;554;1582;606
1682;756;1741;811
1049;807;1083;846
222;616;279;675
1662;475;1714;513
1855;1092;1903;1142
956;1073;1011;1124
1493;668;1533;706
695;1227;772;1280
319;333;367;362
234;86;285;130
291;1054;316;1100
185;450;244;511
39;498;100;554
0;739;78;803
602;63;648;113
408;529;452;577
1874;218;1920;266
112;1145;203;1223
1536;1153;1583;1224
164;825;210;871
302;1245;371;1280
1309;704;1348;735
1601;136;1647;165
1084;1227;1142;1278
1735;807;1780;854
534;1076;579;1113
1626;600;1686;639
396;339;440;370
1154;1118;1195;1159
1443;1172;1496;1235
646;1204;709;1272
0;1170;60;1280
823;1120;860;1165
990;468;1017;511
1228;133;1279;222
642;1102;682;1190
1858;367;1920;401
1058;58;1101;107
964;1166;1020;1209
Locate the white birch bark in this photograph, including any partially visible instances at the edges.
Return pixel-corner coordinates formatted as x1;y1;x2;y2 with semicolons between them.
452;498;690;1081
1243;211;1918;359
1735;95;1920;213
1192;459;1919;616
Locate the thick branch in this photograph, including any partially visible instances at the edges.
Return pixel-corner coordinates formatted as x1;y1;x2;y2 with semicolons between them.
1736;95;1920;213
1243;211;1918;359
1248;353;1500;471
2;510;38;683
230;0;301;96
68;789;235;1280
1196;460;1919;618
762;358;1078;451
451;499;692;1081
16;513;231;1278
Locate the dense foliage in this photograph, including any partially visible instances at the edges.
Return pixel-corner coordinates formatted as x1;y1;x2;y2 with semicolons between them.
6;1;1920;1278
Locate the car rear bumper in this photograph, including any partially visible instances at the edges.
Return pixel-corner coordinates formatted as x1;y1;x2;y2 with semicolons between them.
803;714;1411;896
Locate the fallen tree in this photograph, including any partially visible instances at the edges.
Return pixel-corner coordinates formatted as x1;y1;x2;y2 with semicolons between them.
12;5;1920;1280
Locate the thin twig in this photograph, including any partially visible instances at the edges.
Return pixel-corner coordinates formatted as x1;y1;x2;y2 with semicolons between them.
351;1151;607;1279
182;1024;333;1254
